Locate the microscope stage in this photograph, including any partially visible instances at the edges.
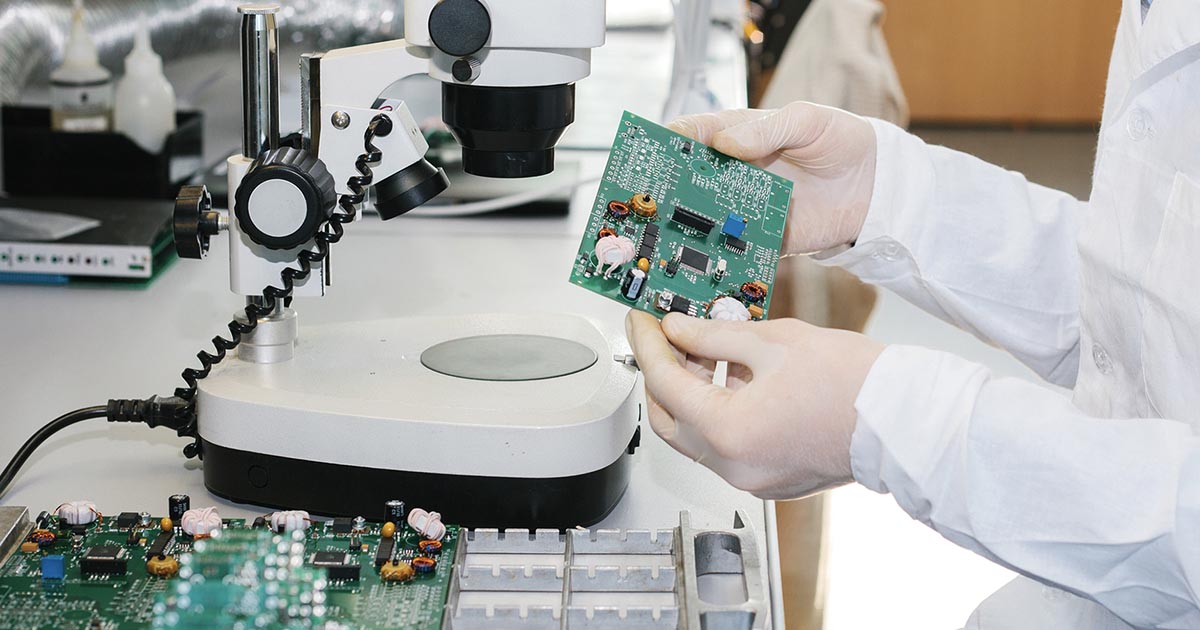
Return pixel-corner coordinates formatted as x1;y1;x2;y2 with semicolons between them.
196;312;641;527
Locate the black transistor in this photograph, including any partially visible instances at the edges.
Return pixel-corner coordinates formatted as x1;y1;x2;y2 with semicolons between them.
332;518;353;535
670;294;692;314
116;512;139;530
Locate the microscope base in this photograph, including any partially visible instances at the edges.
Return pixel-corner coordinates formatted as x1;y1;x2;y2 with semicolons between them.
195;312;641;528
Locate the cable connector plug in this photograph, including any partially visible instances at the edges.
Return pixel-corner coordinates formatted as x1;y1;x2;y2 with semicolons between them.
106;396;194;437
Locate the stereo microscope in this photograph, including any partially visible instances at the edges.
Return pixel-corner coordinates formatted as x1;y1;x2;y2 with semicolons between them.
172;0;640;527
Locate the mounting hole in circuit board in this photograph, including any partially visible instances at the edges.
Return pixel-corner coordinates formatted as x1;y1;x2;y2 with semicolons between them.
421;335;598;381
691;160;716;177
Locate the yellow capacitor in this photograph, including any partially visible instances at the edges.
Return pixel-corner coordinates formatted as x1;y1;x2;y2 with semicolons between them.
146;555;180;577
20;541;39;553
748;305;765;319
629;193;657;218
637;258;650;273
380;561;415;582
381;522;396;539
160;517;172;532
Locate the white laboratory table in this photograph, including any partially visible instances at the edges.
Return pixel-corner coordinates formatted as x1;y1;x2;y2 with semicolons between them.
0;148;783;625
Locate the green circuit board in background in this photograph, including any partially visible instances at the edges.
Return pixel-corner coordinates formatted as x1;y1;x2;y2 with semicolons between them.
0;511;458;630
570;111;793;320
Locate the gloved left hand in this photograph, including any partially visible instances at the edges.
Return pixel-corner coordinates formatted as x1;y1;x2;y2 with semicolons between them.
626;310;884;499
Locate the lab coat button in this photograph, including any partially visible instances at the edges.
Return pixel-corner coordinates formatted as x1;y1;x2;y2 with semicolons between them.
1127;108;1152;141
1092;342;1113;375
881;242;902;261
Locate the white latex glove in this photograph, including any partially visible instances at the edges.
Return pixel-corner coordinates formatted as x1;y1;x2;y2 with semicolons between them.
669;102;876;256
626;311;884;500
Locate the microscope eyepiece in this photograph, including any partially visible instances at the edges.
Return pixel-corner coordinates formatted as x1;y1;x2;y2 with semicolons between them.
441;82;575;179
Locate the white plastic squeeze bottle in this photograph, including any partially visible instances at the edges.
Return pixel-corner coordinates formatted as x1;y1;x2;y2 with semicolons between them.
50;0;113;132
114;19;177;153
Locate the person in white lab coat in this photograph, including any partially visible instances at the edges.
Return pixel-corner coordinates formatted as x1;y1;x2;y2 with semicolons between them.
625;0;1200;627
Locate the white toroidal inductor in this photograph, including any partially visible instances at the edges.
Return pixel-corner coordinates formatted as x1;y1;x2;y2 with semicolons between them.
180;507;223;536
56;500;99;525
269;510;311;533
709;296;751;321
407;508;446;541
594;235;636;278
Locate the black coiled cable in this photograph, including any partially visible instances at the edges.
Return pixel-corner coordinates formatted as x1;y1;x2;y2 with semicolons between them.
171;114;395;458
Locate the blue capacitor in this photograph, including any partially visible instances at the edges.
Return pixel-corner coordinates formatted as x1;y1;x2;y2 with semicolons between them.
41;555;65;580
722;214;747;239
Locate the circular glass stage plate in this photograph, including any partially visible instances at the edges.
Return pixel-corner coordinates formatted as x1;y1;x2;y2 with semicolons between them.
421;334;599;381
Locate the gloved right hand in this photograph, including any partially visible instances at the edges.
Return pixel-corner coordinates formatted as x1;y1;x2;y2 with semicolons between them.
669;102;877;256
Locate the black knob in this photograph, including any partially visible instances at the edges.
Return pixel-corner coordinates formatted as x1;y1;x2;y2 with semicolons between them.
174;185;221;259
234;147;337;251
428;0;491;58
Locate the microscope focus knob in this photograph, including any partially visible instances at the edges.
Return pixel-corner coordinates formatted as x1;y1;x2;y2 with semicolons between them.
428;0;491;58
174;185;224;259
234;147;337;251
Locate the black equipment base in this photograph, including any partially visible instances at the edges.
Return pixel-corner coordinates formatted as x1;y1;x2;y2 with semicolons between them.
200;430;638;528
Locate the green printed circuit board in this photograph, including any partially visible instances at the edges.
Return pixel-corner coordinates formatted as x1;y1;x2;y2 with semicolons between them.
0;508;458;629
570;111;794;321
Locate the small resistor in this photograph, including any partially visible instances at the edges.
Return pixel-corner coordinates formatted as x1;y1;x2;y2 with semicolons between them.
268;510;311;533
180;507;222;537
56;501;99;526
407;508;446;542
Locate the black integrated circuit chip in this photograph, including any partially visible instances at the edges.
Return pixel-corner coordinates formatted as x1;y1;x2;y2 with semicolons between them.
312;551;361;581
145;531;173;560
671;206;716;234
725;234;748;254
332;518;353;534
638;223;660;260
81;545;128;576
670;294;692;314
375;538;396;568
679;246;709;273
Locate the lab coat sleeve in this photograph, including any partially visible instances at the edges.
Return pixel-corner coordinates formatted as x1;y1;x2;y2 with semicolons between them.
853;345;1200;629
816;119;1083;387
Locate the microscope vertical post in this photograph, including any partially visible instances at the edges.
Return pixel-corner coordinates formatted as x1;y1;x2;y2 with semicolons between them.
238;4;280;160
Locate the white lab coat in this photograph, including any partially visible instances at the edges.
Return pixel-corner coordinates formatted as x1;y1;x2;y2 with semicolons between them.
815;0;1200;627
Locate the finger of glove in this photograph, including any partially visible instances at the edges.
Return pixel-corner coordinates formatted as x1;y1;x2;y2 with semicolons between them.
667;109;766;145
660;313;768;369
627;311;731;433
645;390;706;462
685;353;717;381
710;102;829;162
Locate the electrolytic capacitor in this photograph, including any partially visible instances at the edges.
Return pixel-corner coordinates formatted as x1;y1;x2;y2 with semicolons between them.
621;268;647;301
168;494;190;523
384;499;406;525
